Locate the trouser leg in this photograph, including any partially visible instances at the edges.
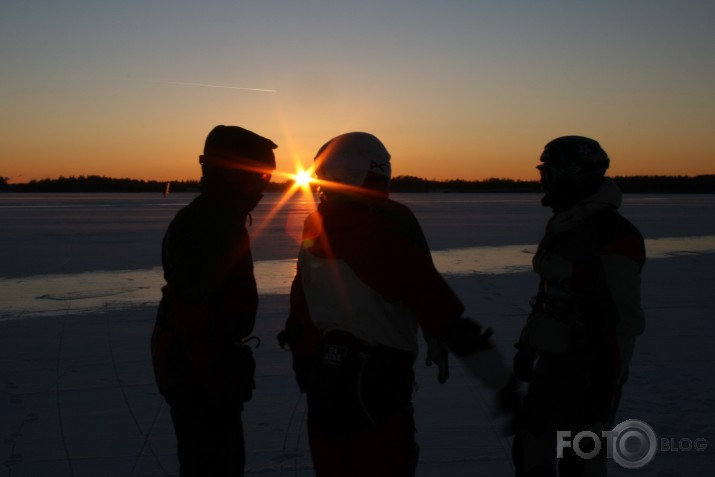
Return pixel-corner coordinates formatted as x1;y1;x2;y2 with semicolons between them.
309;408;417;477
169;388;245;477
513;374;619;477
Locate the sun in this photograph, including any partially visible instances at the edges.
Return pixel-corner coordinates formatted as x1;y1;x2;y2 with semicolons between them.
294;169;313;187
249;163;317;242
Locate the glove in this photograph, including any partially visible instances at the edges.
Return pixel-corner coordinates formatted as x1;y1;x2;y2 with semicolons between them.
277;329;290;349
425;337;449;384
513;347;537;382
444;318;493;357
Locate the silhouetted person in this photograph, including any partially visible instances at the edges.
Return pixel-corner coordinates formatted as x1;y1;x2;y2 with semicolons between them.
512;136;646;476
151;125;277;476
278;132;518;477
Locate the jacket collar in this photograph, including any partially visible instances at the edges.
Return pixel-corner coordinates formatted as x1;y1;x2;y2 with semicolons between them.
547;178;622;233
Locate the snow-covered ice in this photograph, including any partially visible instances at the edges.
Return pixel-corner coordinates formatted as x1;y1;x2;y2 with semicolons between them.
1;192;714;476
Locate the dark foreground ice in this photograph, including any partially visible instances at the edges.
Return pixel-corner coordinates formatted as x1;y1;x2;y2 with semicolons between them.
1;193;714;475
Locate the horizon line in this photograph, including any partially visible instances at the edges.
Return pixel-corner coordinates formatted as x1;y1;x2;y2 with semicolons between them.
4;173;715;186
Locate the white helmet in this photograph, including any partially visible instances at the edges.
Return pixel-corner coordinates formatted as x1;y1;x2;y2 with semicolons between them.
314;132;391;195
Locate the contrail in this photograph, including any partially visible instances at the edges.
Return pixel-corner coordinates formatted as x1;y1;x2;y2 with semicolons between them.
147;79;276;93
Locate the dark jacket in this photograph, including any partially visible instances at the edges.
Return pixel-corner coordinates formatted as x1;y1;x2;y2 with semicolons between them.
151;194;257;402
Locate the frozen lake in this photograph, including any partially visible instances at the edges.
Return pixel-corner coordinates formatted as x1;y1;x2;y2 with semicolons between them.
1;192;714;318
2;192;714;276
1;191;714;476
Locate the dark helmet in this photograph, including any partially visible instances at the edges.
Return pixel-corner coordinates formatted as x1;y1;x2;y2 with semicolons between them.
538;136;609;188
199;125;277;209
537;136;609;208
201;125;277;173
314;132;391;199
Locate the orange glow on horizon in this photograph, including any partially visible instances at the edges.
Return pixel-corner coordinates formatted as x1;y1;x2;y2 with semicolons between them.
5;142;715;185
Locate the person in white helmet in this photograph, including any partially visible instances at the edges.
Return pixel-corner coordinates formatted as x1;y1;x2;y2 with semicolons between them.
512;136;646;476
278;132;518;477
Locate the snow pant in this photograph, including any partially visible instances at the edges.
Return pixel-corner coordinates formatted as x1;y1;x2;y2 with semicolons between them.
167;386;246;477
512;353;624;477
305;331;418;476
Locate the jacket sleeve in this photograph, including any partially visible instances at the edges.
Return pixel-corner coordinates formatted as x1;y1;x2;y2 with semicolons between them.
285;266;323;358
598;253;645;369
280;265;323;392
593;226;646;406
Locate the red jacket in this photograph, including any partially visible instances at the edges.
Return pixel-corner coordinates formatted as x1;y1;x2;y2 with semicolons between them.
284;196;464;375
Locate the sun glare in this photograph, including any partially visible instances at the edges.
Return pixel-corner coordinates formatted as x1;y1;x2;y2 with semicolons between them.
248;162;317;243
294;169;313;187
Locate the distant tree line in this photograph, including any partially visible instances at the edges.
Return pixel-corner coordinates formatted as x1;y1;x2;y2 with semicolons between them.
394;175;715;193
1;174;714;193
0;175;200;193
390;175;715;193
390;176;543;193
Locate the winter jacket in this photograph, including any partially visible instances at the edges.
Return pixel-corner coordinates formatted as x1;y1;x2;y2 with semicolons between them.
151;194;257;402
283;196;464;387
520;179;645;414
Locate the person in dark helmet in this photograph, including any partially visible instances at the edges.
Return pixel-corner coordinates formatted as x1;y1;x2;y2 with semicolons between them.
151;125;277;476
512;136;646;476
278;132;519;477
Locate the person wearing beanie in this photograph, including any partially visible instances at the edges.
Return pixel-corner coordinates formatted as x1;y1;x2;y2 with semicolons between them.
151;125;277;476
278;132;518;477
512;136;646;476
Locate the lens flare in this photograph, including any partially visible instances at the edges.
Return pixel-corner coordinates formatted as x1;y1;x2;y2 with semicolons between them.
294;169;313;187
249;163;318;243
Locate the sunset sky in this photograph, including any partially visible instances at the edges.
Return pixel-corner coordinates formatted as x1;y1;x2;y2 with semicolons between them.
2;1;714;183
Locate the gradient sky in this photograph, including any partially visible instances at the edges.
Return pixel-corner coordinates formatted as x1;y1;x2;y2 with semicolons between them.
2;1;714;183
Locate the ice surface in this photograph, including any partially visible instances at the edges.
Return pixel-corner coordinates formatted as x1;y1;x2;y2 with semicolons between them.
2;236;714;319
1;193;714;476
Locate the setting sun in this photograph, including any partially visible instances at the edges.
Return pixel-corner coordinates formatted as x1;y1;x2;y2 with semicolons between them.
293;169;313;187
